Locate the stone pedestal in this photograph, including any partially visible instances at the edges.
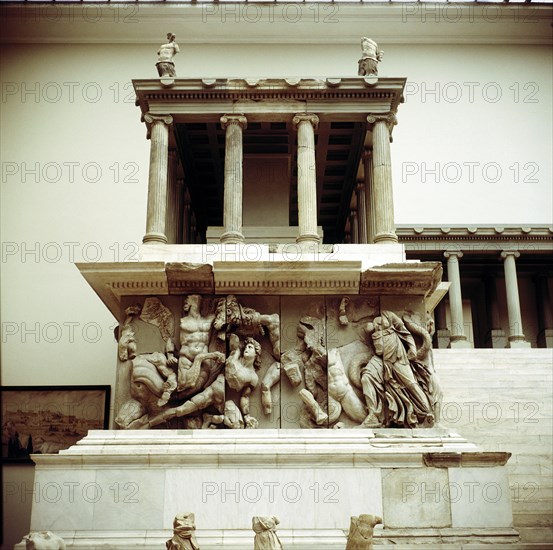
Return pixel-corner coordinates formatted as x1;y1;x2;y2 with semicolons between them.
18;429;516;549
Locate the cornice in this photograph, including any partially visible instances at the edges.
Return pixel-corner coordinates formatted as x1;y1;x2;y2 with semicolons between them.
75;255;443;318
134;77;406;121
397;225;553;242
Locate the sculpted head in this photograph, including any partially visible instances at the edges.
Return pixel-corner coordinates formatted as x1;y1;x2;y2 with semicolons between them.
167;33;176;42
183;294;201;314
225;295;242;325
244;337;262;369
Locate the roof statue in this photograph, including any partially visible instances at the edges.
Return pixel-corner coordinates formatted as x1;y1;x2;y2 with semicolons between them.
157;32;179;78
358;37;383;77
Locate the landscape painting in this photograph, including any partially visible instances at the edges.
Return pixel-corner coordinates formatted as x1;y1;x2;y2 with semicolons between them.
1;386;110;463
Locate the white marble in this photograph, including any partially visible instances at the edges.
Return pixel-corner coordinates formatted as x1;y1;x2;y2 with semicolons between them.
449;466;513;528
381;467;451;529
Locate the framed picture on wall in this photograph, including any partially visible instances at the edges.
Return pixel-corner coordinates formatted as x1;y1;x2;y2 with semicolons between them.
1;385;110;463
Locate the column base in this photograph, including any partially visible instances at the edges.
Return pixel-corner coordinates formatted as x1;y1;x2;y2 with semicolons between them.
374;232;398;244
296;233;321;245
507;336;531;349
142;232;168;244
220;231;245;244
537;328;553;348
449;336;472;349
486;329;507;349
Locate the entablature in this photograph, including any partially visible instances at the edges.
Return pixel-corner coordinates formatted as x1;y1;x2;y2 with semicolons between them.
133;77;406;125
397;225;553;254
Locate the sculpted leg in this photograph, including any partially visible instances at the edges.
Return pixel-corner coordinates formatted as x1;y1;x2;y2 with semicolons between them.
261;361;280;415
299;388;328;426
178;351;225;392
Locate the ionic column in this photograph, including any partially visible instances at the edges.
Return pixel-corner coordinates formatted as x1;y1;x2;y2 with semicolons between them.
356;181;368;244
165;148;178;244
501;250;531;347
182;189;191;244
293;113;321;245
175;177;184;244
362;148;377;243
484;273;506;348
444;250;470;348
350;209;359;244
220;114;247;244
143;114;173;244
535;275;553;348
367;114;398;244
434;298;451;349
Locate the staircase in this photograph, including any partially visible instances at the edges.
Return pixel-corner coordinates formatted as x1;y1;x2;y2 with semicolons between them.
434;349;553;546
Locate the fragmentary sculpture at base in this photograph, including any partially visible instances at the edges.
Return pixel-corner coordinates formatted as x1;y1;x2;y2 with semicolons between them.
357;37;383;77
252;516;283;550
166;513;200;550
115;294;441;430
23;531;66;550
156;32;179;77
345;515;382;550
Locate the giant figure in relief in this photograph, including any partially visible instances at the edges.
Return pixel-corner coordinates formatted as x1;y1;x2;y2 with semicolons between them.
115;295;441;430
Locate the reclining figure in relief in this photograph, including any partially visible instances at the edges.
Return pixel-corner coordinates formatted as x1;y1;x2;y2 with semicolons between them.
117;295;282;430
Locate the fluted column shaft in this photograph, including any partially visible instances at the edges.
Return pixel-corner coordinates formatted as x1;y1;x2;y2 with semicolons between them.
356;182;368;244
362;149;377;244
293;114;321;245
536;275;553;330
444;250;468;345
501;250;529;346
368;114;398;244
350;210;359;244
182;190;191;244
535;275;553;348
165;149;178;244
220;114;247;244
484;274;502;330
143;114;173;244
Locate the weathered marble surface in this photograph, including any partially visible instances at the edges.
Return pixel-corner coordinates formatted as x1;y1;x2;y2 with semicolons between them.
23;531;66;549
345;514;382;550
113;293;442;430
166;513;200;550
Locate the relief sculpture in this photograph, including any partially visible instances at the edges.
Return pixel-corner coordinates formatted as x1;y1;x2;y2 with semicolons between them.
114;295;440;430
116;294;281;430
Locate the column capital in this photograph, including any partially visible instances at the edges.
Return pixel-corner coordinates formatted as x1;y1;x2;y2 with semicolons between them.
367;113;397;132
144;113;173;126
292;113;319;131
501;250;520;260
444;249;463;260
220;114;247;130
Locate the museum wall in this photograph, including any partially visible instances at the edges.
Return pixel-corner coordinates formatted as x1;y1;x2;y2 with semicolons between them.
1;41;551;386
1;36;551;549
